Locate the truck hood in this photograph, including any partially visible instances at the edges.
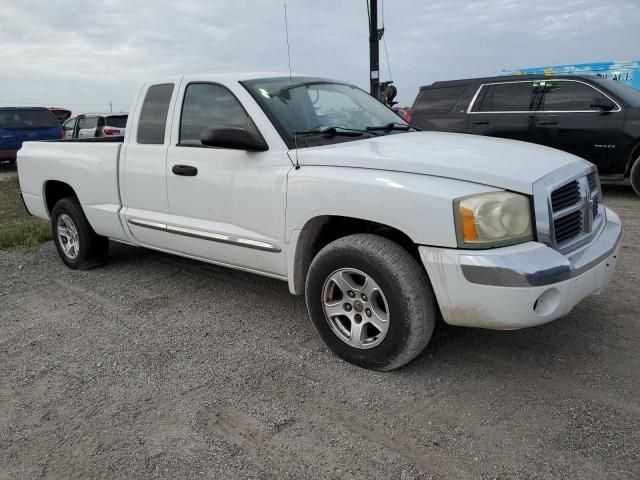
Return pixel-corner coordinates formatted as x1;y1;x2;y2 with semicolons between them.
295;131;589;194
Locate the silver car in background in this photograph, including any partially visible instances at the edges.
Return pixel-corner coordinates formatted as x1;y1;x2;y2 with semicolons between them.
62;113;128;139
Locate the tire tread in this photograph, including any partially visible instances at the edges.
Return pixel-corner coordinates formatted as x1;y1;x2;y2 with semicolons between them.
306;234;436;370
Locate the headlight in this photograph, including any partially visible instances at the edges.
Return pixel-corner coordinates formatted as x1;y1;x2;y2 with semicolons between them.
454;192;533;248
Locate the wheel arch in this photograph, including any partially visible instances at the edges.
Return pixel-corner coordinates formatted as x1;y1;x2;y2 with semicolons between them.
43;180;79;216
288;215;420;295
627;141;640;176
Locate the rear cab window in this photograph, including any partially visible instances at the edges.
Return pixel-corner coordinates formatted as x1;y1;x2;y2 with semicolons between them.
137;83;175;144
414;86;466;113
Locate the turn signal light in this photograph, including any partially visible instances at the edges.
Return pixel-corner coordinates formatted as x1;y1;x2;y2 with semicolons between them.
460;207;479;241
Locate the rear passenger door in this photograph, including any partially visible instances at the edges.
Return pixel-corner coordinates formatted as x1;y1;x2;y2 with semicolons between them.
120;81;180;250
535;79;625;174
467;81;538;143
411;85;468;132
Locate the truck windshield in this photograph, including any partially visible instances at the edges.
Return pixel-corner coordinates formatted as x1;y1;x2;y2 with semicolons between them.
0;109;59;128
242;77;410;148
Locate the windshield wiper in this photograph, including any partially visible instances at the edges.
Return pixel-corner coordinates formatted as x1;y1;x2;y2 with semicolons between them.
295;126;379;137
366;122;413;132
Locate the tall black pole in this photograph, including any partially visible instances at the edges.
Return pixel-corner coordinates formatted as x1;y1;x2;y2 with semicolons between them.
369;0;380;99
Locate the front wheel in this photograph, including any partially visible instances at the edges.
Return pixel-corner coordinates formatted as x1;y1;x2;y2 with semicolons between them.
51;197;108;269
630;157;640;197
305;234;436;371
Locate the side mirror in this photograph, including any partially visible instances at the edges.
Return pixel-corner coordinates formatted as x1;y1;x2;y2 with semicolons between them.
200;127;268;151
590;97;615;111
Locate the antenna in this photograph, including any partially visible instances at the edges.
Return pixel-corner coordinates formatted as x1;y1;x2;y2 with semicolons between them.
283;2;300;170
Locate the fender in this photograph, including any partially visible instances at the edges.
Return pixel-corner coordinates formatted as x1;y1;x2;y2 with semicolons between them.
284;166;500;294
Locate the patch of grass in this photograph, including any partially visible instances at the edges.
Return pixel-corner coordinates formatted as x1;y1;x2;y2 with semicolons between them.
0;173;52;250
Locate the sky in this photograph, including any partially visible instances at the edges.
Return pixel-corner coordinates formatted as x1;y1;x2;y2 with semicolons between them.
1;0;639;111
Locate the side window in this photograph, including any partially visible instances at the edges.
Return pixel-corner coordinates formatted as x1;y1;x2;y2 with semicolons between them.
62;117;76;133
541;81;610;111
471;85;493;112
179;83;257;146
414;86;466;113
83;116;99;130
472;82;535;112
76;116;86;130
137;83;175;144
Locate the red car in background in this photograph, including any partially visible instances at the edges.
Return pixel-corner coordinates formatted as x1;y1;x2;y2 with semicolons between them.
393;107;413;124
49;108;72;124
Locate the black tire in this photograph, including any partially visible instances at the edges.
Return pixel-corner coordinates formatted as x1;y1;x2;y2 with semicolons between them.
305;234;436;371
51;197;108;269
630;157;640;197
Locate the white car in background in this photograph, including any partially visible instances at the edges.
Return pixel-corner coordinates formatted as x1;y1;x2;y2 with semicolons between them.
62;113;128;139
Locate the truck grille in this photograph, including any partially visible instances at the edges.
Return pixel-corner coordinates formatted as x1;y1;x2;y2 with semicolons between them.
547;171;602;252
587;172;599;218
551;180;580;211
553;210;582;244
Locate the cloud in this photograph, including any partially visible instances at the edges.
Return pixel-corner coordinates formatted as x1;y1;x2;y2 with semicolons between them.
0;0;638;110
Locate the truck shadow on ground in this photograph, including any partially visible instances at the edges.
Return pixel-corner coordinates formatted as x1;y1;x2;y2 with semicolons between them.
0;161;17;175
104;240;620;377
601;183;637;200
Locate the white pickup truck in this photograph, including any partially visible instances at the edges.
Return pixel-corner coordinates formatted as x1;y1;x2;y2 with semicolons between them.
18;73;622;370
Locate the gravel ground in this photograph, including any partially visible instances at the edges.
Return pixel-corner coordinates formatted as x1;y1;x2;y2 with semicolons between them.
1;182;638;479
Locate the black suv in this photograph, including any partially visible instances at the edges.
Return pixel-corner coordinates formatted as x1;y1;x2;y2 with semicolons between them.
411;75;640;195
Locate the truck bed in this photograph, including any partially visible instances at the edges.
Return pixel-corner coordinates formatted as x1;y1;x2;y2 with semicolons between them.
18;140;129;242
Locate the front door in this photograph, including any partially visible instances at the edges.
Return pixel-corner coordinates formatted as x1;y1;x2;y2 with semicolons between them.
76;115;100;138
534;79;626;175
466;80;538;143
165;82;290;278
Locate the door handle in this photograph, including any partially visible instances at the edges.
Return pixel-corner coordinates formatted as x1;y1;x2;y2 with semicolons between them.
172;165;198;176
472;120;489;125
538;121;558;125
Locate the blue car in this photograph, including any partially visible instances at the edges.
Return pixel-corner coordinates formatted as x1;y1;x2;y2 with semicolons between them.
0;107;62;163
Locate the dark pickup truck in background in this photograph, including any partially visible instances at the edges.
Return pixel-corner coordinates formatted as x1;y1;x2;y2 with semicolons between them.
411;75;640;195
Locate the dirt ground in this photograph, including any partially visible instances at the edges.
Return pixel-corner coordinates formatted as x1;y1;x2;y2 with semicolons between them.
1;176;638;479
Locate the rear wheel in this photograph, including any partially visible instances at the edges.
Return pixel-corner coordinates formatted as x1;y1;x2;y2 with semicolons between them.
51;197;108;269
305;234;436;371
630;157;640;196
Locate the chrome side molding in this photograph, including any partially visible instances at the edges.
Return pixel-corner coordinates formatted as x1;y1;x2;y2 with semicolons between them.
127;218;281;253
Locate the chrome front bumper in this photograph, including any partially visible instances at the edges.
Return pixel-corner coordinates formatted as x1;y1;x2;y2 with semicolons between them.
459;207;622;287
419;207;621;330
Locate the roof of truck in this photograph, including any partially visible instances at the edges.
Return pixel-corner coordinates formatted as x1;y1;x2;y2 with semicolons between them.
193;71;304;80
145;72;322;86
